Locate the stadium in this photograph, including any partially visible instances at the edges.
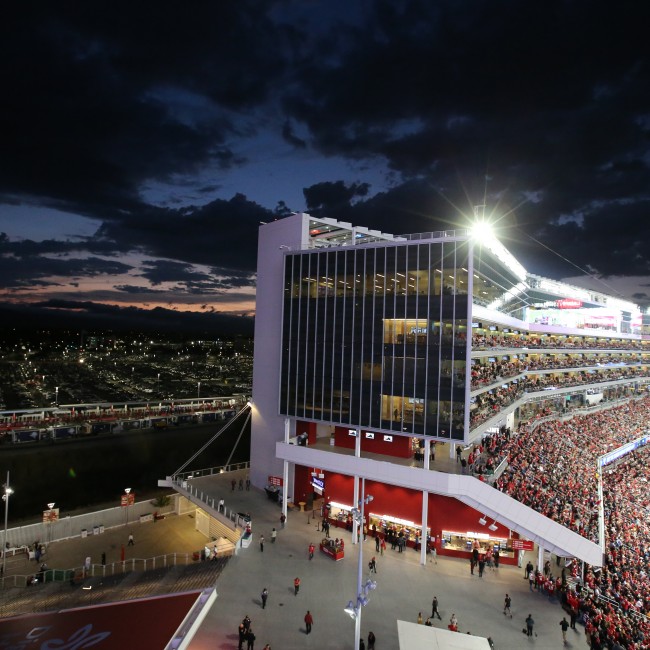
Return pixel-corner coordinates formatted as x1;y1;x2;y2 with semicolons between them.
251;213;650;649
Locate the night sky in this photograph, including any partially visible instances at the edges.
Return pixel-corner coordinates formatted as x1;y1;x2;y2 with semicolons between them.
1;1;649;333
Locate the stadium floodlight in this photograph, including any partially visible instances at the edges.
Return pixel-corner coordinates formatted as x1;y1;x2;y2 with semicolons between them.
470;220;495;241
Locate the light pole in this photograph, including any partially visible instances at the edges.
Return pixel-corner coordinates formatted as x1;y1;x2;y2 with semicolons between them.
55;386;59;406
157;373;160;395
124;488;131;525
344;478;377;649
2;472;14;577
46;502;55;543
197;381;201;400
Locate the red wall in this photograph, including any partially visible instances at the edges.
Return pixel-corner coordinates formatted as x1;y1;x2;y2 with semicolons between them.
302;469;517;564
296;421;318;444
333;427;412;458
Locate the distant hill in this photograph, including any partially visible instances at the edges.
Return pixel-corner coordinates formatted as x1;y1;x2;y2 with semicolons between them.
0;301;255;337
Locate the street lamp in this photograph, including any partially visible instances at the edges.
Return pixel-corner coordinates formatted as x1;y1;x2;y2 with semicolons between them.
197;381;201;400
2;472;14;577
124;488;131;525
157;373;160;395
55;386;59;406
344;478;377;649
46;502;55;543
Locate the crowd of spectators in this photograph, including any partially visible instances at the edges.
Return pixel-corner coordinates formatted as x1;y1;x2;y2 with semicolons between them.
472;332;647;352
470;353;647;390
493;398;650;648
469;366;649;429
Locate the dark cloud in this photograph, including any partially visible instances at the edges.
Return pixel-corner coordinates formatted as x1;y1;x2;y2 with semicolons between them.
304;181;370;211
0;1;649;326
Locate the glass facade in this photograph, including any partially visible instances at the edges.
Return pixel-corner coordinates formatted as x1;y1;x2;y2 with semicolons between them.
280;240;470;439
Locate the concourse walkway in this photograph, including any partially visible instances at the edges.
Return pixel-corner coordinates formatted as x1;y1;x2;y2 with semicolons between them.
1;470;589;649
187;471;589;650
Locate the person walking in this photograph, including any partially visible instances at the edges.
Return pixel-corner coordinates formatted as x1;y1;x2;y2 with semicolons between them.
246;627;256;649
375;534;380;552
308;543;315;560
238;623;246;650
294;576;300;595
261;587;268;609
503;593;512;618
559;617;569;644
127;533;134;546
280;513;286;529
304;610;313;634
431;596;442;620
417;612;423;625
271;528;277;543
367;631;376;649
369;556;377;573
259;535;265;552
525;613;535;637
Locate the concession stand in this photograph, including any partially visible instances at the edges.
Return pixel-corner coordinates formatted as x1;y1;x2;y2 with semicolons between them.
320;537;344;561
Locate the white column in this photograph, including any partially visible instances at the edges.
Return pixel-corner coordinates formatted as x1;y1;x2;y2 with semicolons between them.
282;460;289;522
352;475;360;544
423;439;430;471
420;490;428;566
537;545;544;571
355;429;361;457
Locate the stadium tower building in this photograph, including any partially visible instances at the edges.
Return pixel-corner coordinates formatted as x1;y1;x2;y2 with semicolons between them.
251;213;648;567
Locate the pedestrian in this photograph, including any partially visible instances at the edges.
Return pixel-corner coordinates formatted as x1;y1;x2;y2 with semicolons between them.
375;534;380;552
259;535;264;552
231;479;236;492
559;616;569;644
246;627;256;649
494;548;500;568
239;478;244;491
478;556;485;577
525;560;533;579
261;587;268;609
304;610;313;634
359;639;365;650
424;617;432;626
367;631;376;649
456;445;462;463
525;613;535;637
528;568;535;591
246;476;251;490
294;576;300;595
280;513;286;529
270;527;277;543
242;615;251;631
308;542;315;560
101;551;106;566
432;596;442;620
430;543;437;564
449;613;458;632
503;593;512;618
369;556;377;573
238;623;246;650
127;533;134;546
218;498;225;513
417;612;423;625
569;607;577;630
